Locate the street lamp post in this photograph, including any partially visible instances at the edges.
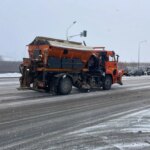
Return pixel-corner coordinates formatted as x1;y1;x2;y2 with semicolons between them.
138;40;147;70
66;21;77;41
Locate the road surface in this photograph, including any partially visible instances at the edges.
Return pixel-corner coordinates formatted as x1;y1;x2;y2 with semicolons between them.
0;76;150;150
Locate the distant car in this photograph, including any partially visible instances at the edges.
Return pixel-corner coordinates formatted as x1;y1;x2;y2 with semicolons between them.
146;67;150;75
123;68;132;76
128;69;144;76
123;68;129;76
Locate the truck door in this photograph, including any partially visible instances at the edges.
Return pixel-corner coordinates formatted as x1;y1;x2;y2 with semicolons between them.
106;53;118;78
99;52;107;70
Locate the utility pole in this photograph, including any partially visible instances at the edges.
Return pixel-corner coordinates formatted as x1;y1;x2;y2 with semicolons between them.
138;40;147;70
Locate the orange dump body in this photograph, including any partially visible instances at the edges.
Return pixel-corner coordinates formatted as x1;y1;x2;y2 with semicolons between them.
28;44;93;67
27;37;98;69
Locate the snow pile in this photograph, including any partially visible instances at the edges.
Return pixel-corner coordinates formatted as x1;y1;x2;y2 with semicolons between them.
123;75;150;80
0;73;21;78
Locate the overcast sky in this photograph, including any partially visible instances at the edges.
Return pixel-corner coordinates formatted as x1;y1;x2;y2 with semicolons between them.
0;0;150;62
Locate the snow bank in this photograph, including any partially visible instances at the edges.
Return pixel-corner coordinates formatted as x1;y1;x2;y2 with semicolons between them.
0;73;21;78
123;75;150;80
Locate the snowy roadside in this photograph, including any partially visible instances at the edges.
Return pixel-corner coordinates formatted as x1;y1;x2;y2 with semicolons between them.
123;75;150;80
0;73;21;78
0;73;150;79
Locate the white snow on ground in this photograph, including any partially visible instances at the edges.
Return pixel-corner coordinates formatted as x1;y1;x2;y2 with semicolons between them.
0;73;150;79
67;107;150;150
90;143;150;150
123;75;150;80
0;81;19;85
0;73;21;78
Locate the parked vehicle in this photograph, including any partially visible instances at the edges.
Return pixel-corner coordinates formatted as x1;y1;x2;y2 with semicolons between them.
19;36;124;95
146;67;150;75
123;67;132;76
128;68;144;76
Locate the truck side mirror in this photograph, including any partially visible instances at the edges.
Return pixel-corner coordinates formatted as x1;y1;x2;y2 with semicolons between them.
116;55;119;62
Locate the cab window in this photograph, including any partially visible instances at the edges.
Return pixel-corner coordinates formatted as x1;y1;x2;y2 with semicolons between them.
109;55;116;62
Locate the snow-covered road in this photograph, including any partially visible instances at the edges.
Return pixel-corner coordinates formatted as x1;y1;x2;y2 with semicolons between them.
0;76;150;149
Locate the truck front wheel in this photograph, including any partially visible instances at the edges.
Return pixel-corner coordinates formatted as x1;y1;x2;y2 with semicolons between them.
58;77;72;95
103;75;112;90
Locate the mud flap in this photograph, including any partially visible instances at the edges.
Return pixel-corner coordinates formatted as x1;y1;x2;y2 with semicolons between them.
117;76;123;85
118;80;123;85
117;70;124;85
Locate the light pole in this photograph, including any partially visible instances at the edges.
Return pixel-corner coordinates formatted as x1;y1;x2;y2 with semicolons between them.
138;40;147;70
66;21;77;41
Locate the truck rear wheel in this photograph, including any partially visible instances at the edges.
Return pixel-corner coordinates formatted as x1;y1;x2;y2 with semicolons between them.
58;77;72;95
103;75;112;90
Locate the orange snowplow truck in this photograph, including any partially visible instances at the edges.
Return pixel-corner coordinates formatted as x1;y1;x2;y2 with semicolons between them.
19;36;123;95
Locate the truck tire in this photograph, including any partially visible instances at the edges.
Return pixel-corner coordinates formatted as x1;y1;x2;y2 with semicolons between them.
58;77;72;95
103;75;112;90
